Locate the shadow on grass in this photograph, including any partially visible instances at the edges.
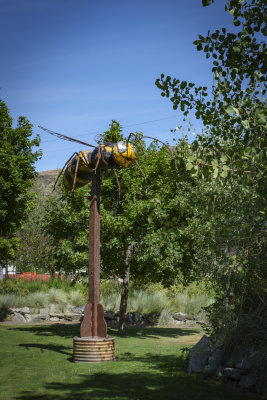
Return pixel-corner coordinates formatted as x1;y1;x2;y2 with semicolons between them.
10;324;201;341
15;353;253;400
19;343;73;358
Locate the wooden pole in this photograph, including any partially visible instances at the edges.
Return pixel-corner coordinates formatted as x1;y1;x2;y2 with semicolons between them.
80;167;107;337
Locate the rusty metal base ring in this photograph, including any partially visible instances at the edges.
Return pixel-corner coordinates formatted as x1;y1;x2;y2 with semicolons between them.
73;336;115;363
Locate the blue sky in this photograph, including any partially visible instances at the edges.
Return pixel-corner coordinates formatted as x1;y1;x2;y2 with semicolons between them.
1;0;235;171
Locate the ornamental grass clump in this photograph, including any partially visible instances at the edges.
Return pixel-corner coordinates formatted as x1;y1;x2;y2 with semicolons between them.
174;293;213;319
0;294;27;309
158;308;174;326
47;288;68;304
101;292;121;312
68;290;85;306
27;292;49;307
128;290;169;314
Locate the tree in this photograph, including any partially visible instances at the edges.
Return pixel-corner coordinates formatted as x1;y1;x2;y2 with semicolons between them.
155;0;266;347
0;100;41;268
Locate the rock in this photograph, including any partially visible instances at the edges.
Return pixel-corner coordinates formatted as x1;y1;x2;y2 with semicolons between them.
24;314;32;322
49;313;63;319
12;312;27;323
104;311;115;321
19;307;30;314
239;375;258;390
187;335;212;373
126;312;133;324
40;308;49;315
222;367;242;381
203;348;224;376
50;317;60;322
133;312;142;324
39;314;49;320
256;370;267;396
29;308;40;314
226;346;251;368
235;349;262;370
67;305;84;314
10;308;21;313
63;313;80;321
144;313;159;325
31;314;43;322
173;312;188;321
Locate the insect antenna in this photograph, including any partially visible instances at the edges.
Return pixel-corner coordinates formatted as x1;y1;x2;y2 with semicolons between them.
38;126;97;149
53;152;79;191
141;135;172;153
126;132;146;157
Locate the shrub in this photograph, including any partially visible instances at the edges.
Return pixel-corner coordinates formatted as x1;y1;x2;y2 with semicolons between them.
47;278;73;292
72;280;88;298
0;279;29;296
158;308;174;326
23;280;49;294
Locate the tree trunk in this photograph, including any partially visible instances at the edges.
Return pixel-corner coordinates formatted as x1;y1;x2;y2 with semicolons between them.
118;265;130;335
118;242;137;335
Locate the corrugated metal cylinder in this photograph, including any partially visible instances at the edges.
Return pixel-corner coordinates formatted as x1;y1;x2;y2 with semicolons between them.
73;336;115;363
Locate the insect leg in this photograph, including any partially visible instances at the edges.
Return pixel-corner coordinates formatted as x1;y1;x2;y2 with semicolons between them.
53;152;79;190
71;152;81;195
100;146;109;166
93;146;102;172
134;159;147;185
113;169;121;202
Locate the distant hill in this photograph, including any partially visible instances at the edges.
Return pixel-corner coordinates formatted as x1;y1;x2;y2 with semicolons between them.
35;169;60;195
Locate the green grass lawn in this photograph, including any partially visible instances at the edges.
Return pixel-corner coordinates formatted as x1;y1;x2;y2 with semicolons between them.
0;324;258;400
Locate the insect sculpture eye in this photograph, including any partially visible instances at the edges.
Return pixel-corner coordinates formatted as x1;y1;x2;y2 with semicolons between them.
112;141;137;168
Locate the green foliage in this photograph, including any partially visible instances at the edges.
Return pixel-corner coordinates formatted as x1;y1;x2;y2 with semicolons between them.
0;278;30;296
0;100;42;264
156;0;266;348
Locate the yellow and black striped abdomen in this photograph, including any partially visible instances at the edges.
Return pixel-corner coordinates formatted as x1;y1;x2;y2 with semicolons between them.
63;151;93;190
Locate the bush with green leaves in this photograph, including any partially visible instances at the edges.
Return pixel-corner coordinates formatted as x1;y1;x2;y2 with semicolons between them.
0;279;29;296
156;0;266;348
